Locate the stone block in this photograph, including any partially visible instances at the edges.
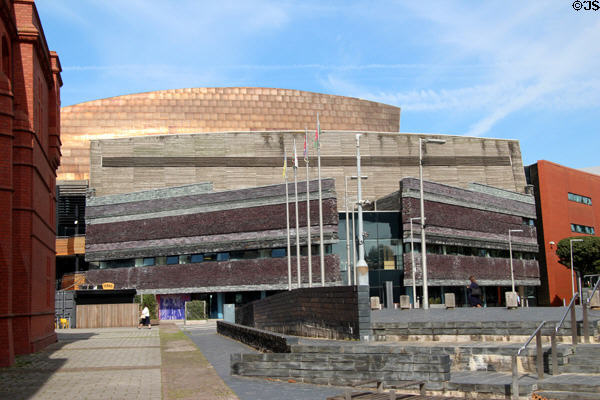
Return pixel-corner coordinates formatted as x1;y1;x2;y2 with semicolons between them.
370;296;381;310
400;295;411;309
590;291;600;309
445;292;456;308
505;291;519;309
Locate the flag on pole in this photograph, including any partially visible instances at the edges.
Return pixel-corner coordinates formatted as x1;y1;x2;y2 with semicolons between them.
293;138;298;169
282;150;287;178
315;112;320;149
303;129;308;162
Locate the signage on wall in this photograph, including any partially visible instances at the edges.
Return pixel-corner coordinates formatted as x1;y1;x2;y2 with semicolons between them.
102;282;115;290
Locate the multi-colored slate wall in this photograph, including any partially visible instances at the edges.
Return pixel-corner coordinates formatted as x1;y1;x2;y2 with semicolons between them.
397;178;540;287
84;179;340;293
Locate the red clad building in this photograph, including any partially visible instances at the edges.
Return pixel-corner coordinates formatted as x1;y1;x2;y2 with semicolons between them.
0;0;61;367
527;161;600;306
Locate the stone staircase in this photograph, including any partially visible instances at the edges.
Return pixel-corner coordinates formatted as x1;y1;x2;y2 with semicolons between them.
371;318;600;399
533;344;600;400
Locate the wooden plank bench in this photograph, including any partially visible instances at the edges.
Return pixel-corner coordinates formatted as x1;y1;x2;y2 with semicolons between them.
326;379;426;400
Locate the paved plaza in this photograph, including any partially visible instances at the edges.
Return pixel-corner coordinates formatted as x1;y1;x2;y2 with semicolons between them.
372;305;600;323
0;328;162;400
1;307;599;399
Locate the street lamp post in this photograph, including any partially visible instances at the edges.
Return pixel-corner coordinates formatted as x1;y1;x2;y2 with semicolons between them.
344;177;352;286
508;229;523;293
570;239;584;300
410;217;424;308
419;137;446;309
355;134;369;286
344;176;367;286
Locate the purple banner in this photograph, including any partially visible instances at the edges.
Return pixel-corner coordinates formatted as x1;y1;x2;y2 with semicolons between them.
157;294;190;320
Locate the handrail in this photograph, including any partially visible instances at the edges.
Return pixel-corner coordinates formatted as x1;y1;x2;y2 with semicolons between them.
583;279;600;343
551;292;579;377
517;320;546;356
512;321;546;399
586;278;600;304
555;293;578;333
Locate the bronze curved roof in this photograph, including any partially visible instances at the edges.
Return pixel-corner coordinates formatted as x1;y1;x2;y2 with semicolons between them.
59;87;400;180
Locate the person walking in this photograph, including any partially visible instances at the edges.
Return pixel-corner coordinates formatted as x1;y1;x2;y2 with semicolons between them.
139;305;150;329
467;275;483;307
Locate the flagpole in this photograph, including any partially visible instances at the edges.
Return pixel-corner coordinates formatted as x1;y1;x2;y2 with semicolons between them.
305;128;312;288
317;113;325;286
284;150;292;291
293;138;301;289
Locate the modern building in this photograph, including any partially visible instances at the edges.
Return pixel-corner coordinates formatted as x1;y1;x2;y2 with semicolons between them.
56;88;538;313
526;160;600;306
83;180;340;318
380;178;539;306
0;0;62;367
55;88;401;286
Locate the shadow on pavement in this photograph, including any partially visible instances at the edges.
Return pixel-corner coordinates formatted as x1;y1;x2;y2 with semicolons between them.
0;331;97;400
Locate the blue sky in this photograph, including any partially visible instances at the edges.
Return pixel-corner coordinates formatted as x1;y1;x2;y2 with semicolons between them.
36;1;599;168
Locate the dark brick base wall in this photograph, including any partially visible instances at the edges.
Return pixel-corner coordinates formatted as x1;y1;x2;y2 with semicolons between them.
235;285;370;340
231;344;451;387
217;320;298;353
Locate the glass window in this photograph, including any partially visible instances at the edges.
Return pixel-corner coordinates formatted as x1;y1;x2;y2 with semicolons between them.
364;240;380;270
142;257;155;266
426;244;444;255
568;192;592;206
190;254;204;263
571;223;595;235
446;246;459;255
377;212;400;239
362;213;379;241
166;256;179;265
217;252;229;261
203;253;216;261
271;248;286;258
179;254;190;264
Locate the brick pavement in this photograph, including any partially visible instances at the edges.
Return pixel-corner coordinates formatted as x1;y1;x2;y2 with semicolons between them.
0;328;161;400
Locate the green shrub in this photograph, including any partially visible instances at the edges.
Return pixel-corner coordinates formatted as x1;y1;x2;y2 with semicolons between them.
135;294;158;319
186;300;207;320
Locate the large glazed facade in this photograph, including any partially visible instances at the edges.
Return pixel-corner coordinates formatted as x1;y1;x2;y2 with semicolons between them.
0;0;62;367
527;160;600;306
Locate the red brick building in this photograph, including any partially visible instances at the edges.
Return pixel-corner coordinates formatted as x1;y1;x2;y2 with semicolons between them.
527;161;600;306
0;0;61;367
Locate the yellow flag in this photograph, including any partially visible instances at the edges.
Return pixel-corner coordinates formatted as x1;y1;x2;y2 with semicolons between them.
282;150;287;178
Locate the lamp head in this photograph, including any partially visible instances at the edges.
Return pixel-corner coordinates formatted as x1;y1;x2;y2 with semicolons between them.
424;138;446;144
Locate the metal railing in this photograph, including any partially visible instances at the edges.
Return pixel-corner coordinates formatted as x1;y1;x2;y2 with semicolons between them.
512;291;592;398
583;278;600;343
551;293;579;375
511;320;546;400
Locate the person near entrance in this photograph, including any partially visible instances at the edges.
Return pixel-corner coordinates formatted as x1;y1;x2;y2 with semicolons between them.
467;275;483;307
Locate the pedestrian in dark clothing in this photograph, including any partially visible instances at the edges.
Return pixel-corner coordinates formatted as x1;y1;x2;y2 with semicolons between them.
467;275;483;307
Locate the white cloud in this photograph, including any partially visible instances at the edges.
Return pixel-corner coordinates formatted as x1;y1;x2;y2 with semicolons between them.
323;2;600;136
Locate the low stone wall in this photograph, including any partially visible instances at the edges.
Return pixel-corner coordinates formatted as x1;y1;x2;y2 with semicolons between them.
371;320;595;343
231;344;451;388
217;320;297;353
236;285;371;340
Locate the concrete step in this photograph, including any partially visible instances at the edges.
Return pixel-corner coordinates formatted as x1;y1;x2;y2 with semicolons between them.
562;363;600;373
447;371;538;399
534;390;600;400
538;373;600;394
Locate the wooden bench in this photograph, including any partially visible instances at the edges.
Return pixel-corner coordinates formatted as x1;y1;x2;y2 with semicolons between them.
326;379;426;400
